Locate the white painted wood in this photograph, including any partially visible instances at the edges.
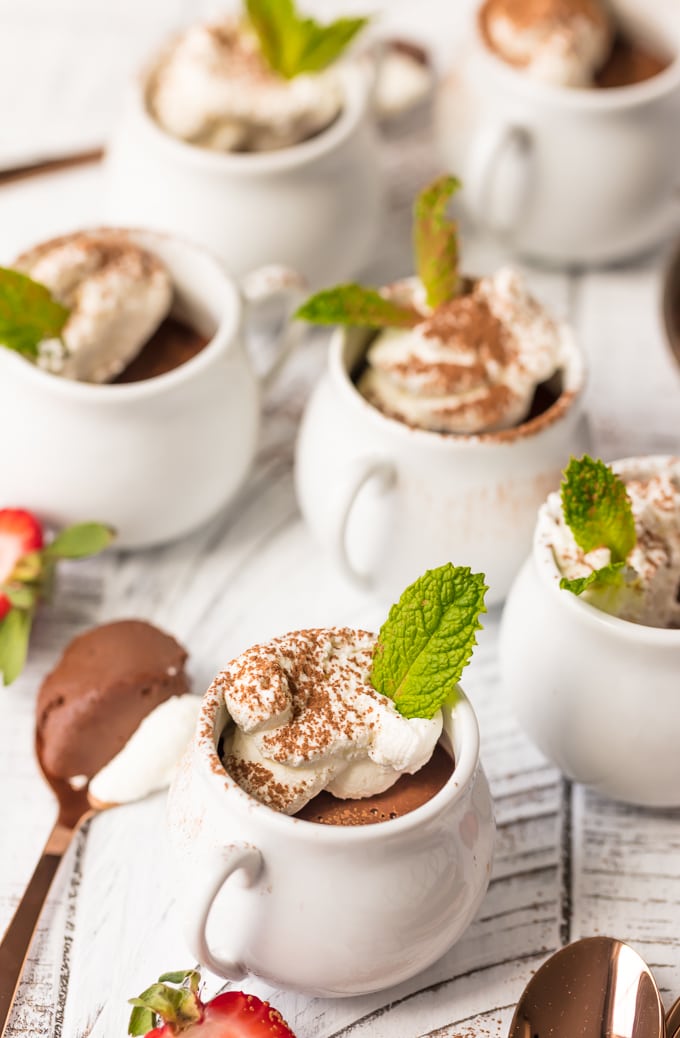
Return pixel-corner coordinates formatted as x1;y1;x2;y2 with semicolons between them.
1;4;680;1034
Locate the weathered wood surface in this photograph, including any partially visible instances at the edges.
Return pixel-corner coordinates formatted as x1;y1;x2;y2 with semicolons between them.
1;3;680;1034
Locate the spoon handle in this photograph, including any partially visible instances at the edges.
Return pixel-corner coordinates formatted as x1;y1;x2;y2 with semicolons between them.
0;819;76;1036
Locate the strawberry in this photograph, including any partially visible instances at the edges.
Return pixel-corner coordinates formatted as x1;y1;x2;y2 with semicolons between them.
128;969;297;1038
0;509;44;620
0;514;114;686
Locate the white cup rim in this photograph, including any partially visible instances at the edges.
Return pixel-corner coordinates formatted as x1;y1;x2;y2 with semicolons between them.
134;56;371;175
1;227;242;402
471;3;680;110
327;309;586;450
532;454;680;644
193;661;481;844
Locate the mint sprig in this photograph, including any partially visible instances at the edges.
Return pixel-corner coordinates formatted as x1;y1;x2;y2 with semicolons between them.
0;267;69;360
559;456;637;597
297;174;465;332
295;284;420;328
0;521;115;686
371;564;487;720
245;0;368;80
414;175;462;309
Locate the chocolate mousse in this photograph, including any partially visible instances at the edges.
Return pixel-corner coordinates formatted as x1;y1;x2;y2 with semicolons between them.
479;0;670;89
37;620;189;780
295;742;454;825
114;316;209;383
13;230;211;385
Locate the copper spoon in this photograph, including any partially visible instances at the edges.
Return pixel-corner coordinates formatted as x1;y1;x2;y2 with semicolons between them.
0;733;110;1036
508;936;666;1038
666;997;680;1038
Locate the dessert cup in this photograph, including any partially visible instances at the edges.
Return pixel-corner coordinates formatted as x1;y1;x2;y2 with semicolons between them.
0;231;302;549
435;0;680;264
167;681;494;996
499;455;680;806
106;59;384;289
295;323;588;606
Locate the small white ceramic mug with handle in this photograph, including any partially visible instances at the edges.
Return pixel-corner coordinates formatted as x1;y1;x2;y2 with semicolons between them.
435;0;680;264
0;230;304;549
166;679;495;996
499;455;680;807
106;58;385;289
295;324;588;606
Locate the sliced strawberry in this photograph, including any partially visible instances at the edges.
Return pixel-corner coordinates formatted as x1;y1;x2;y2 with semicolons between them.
0;509;44;620
129;970;296;1038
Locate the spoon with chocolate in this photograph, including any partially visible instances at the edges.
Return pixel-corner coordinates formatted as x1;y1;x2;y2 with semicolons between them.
508;936;665;1038
0;620;199;1035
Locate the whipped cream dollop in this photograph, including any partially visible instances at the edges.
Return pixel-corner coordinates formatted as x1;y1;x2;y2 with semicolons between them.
15;231;172;383
541;458;680;628
480;0;612;87
88;694;201;806
150;19;344;152
215;628;443;815
358;269;565;434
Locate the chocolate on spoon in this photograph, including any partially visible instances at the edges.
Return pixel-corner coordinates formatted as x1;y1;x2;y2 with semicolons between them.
508;936;665;1038
0;620;195;1035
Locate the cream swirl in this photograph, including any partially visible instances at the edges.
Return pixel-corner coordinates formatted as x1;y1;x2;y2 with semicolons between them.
539;457;680;628
479;0;612;88
216;628;442;814
149;18;344;152
358;268;565;434
15;230;172;384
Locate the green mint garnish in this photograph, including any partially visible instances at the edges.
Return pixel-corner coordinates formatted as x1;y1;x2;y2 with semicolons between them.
414;175;462;309
297;174;465;332
245;0;368;80
294;284;420;328
44;522;116;560
0;608;31;687
559;455;637;597
0;267;69;360
371;564;487;720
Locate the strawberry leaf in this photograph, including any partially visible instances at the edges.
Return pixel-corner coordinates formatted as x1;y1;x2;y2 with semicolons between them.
0;267;69;359
128;1005;155;1037
371;564;487;719
0;584;37;611
413;175;462;309
44;522;115;560
561;456;636;564
296;284;420;328
0;608;32;686
245;0;368;80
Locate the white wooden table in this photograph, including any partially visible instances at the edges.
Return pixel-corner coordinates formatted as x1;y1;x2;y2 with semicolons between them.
2;5;680;1036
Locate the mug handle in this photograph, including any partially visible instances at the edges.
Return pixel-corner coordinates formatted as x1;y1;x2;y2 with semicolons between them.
466;123;533;236
184;843;262;981
328;457;396;586
240;265;307;390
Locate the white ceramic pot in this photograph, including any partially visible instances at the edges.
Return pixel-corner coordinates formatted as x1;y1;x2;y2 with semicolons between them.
435;0;680;265
0;231;303;549
499;456;680;807
106;62;384;289
295;324;588;607
167;680;495;996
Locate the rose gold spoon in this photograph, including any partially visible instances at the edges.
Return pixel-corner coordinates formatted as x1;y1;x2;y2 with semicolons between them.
666;997;680;1038
508;936;665;1038
0;731;110;1036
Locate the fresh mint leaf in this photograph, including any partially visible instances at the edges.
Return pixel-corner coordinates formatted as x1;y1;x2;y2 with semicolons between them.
296;284;420;328
559;561;627;596
561;455;636;564
0;267;69;359
45;522;115;560
371;564;487;720
0;608;32;686
245;0;368;80
413;175;462;310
